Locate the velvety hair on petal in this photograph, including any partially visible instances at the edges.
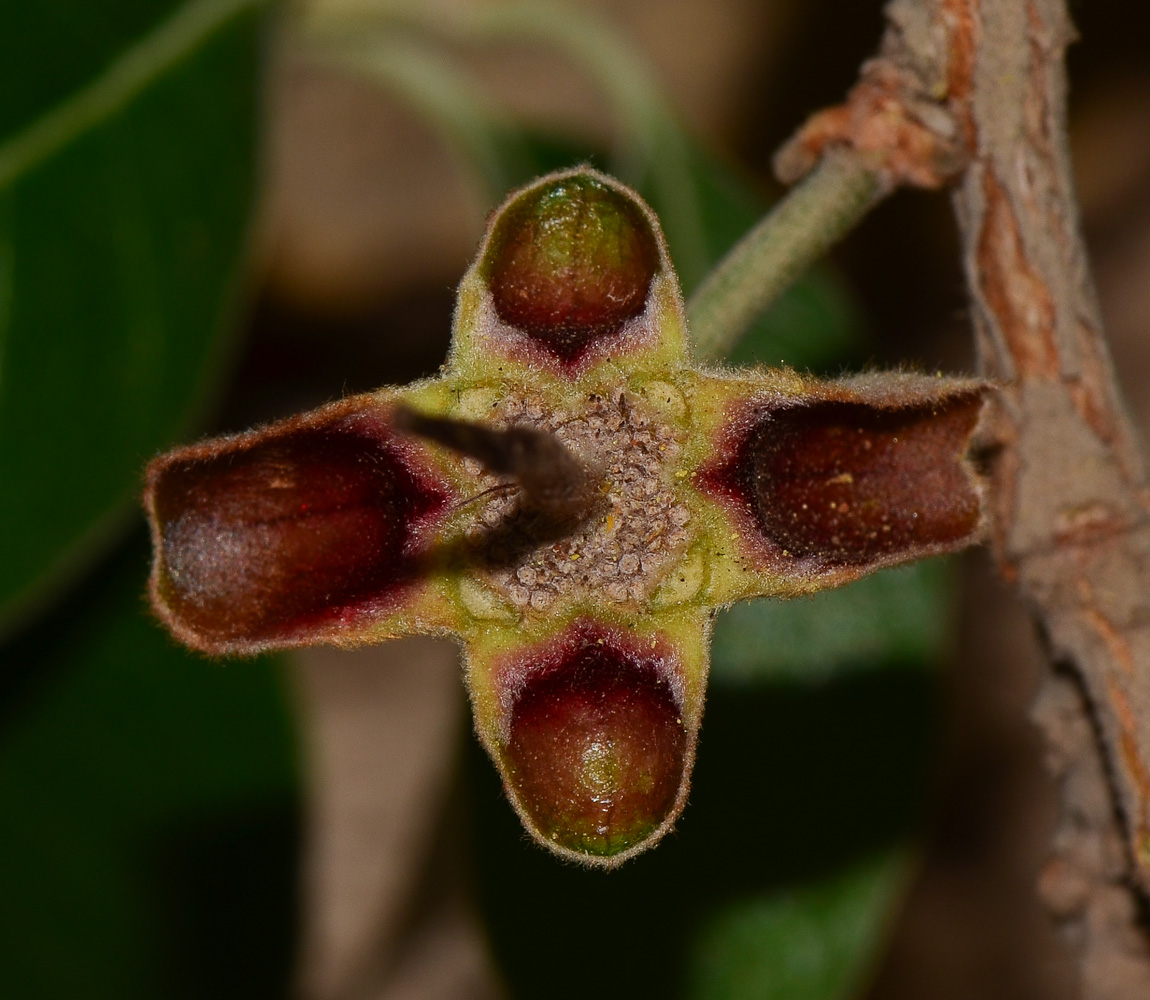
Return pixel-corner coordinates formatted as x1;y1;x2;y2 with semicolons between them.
481;171;662;366
145;397;450;654
496;620;690;862
702;380;987;577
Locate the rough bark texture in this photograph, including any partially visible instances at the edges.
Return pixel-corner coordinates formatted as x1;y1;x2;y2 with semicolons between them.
779;0;1150;993
940;0;1150;995
774;0;964;192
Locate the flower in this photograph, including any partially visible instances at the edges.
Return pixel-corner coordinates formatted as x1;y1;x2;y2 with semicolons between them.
144;167;988;866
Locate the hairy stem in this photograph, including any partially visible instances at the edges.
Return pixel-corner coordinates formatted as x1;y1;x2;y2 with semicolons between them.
686;151;881;362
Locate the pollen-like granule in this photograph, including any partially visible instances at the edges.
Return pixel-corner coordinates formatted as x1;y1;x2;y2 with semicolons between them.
468;387;691;610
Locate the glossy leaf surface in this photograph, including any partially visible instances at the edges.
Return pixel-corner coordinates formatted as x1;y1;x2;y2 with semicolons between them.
0;538;298;999
711;561;951;684
687;849;908;1000
0;0;262;631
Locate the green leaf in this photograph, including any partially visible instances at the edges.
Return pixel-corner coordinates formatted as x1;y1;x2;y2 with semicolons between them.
0;534;298;999
720;266;860;374
0;0;263;634
710;561;954;685
686;849;910;1000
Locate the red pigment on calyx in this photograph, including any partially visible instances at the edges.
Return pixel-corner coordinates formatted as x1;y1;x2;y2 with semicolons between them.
706;394;983;568
502;631;687;857
483;174;661;364
148;409;447;652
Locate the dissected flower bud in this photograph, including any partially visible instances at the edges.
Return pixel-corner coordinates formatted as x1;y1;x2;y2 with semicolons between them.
145;397;451;654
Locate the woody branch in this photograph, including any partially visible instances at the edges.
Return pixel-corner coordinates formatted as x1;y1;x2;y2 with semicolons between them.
773;0;1150;993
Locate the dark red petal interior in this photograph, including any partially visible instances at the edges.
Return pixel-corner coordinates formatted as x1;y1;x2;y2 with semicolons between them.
503;628;686;857
482;174;661;365
149;414;447;650
705;394;983;567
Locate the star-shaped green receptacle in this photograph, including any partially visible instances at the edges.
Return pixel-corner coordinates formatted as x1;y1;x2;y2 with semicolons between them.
145;168;987;866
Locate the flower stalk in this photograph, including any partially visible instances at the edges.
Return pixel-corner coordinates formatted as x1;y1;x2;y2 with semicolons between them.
687;151;882;361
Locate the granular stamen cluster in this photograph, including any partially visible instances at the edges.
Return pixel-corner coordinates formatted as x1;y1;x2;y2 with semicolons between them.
467;388;691;611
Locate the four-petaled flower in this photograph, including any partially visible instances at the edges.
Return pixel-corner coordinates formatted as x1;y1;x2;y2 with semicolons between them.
145;168;988;866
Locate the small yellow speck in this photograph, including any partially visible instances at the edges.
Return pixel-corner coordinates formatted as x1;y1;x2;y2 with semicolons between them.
570;553;580;560
675;470;688;478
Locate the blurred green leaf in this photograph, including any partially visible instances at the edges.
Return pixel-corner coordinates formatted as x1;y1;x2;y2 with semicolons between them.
711;561;954;685
686;849;910;1000
721;266;860;374
0;535;298;1000
0;0;263;633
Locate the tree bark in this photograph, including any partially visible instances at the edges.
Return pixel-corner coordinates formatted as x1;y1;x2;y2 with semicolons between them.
942;0;1150;992
777;0;1150;992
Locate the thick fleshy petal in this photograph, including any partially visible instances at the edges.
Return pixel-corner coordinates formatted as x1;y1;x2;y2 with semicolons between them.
464;615;708;866
695;373;989;599
449;168;689;379
145;395;454;654
486;172;659;358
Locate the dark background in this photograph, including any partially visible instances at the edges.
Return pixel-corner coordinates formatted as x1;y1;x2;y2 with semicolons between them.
4;0;1150;997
